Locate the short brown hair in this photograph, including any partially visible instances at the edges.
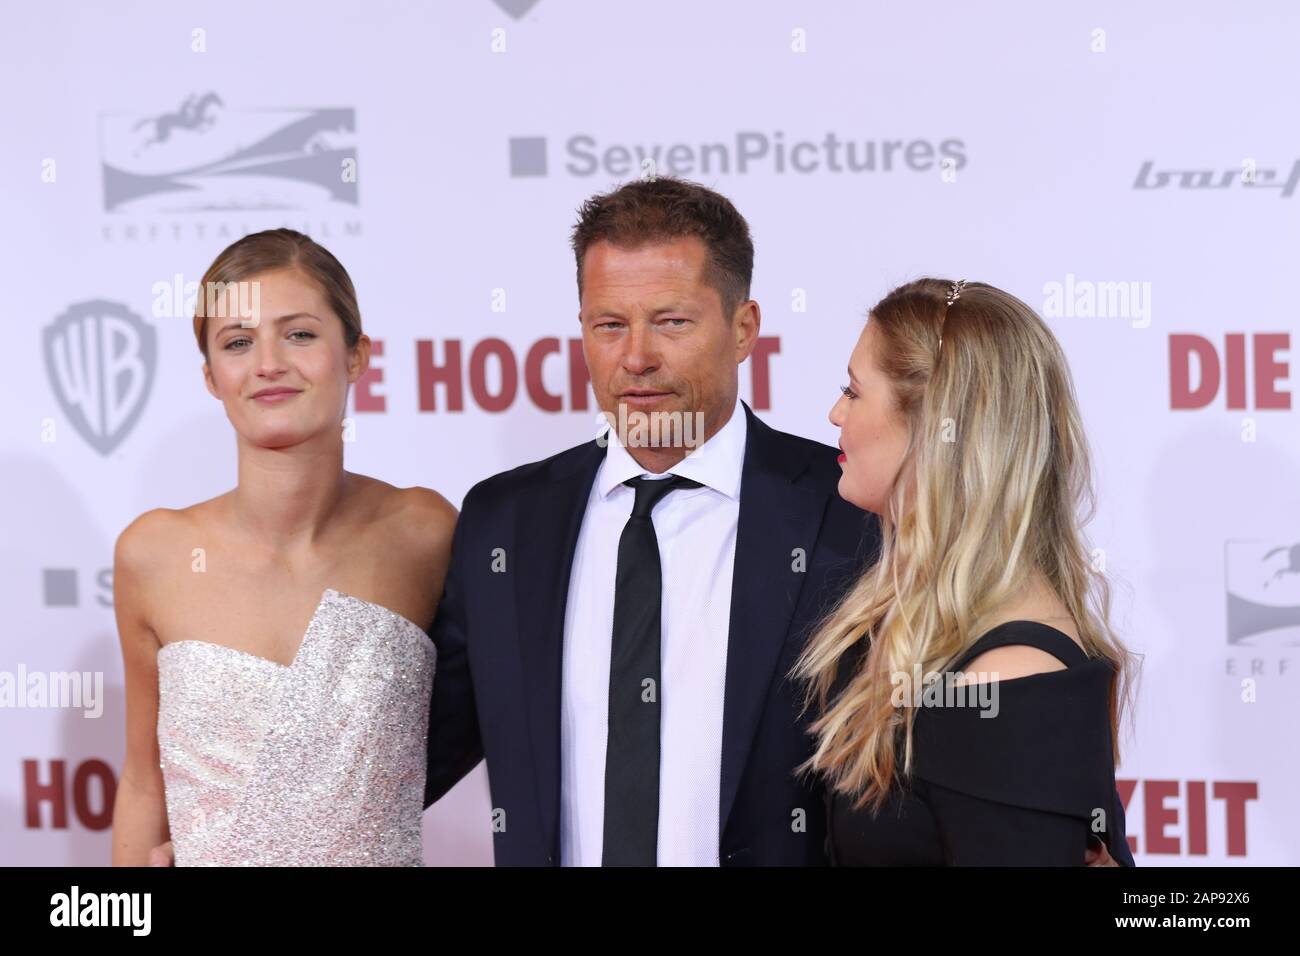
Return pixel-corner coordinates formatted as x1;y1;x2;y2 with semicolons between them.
192;228;362;359
570;177;754;317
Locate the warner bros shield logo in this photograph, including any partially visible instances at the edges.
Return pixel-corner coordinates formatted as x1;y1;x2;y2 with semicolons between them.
43;300;156;455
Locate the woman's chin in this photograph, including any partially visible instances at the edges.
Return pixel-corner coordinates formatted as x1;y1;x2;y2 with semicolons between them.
836;474;878;514
241;424;317;450
836;473;857;506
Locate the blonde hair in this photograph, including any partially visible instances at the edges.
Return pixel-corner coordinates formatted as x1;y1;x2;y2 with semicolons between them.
792;278;1134;812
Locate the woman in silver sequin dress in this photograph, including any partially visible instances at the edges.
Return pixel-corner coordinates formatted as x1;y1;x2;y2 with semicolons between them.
109;229;456;866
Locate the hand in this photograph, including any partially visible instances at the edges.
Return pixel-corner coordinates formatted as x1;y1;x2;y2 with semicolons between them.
148;841;175;867
1085;836;1118;867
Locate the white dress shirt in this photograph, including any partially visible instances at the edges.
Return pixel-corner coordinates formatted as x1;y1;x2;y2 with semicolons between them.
560;398;747;866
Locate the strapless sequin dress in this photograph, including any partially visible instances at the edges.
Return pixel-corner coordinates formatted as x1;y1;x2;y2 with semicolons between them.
156;588;436;866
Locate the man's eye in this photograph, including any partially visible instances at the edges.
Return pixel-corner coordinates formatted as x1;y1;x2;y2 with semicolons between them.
664;318;690;327
597;322;624;331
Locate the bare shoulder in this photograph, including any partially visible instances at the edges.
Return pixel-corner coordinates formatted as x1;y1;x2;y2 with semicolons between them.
957;572;1087;684
113;503;215;635
350;474;458;562
115;505;202;573
115;492;237;587
956;643;1070;684
395;484;458;530
395;485;458;559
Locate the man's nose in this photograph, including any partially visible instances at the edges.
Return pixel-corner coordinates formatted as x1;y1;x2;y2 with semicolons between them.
620;324;660;375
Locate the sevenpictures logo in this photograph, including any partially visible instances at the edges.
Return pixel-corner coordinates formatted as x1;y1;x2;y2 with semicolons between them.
509;131;967;179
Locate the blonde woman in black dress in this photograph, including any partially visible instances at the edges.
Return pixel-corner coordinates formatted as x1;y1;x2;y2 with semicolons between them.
795;278;1135;866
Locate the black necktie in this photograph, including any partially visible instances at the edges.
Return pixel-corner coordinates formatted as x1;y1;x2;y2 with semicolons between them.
602;474;703;866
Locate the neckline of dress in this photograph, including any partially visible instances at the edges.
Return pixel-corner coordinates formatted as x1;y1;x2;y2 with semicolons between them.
157;587;427;670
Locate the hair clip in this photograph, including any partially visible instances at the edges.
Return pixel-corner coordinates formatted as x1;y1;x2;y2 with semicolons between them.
946;279;967;306
937;279;967;352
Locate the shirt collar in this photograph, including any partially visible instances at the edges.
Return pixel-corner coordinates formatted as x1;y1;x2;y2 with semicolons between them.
596;398;747;501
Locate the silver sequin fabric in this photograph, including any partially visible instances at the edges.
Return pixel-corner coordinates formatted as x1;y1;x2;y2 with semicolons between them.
156;588;436;866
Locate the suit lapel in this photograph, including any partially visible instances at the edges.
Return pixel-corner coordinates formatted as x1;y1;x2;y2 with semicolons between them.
719;404;831;835
510;410;832;858
514;440;604;863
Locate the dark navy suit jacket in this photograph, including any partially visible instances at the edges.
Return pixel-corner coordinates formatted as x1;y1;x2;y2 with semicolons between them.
424;402;876;865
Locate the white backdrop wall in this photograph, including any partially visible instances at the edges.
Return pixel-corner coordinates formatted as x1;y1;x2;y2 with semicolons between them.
2;0;1297;865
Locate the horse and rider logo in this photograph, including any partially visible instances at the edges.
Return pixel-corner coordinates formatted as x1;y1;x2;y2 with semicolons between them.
132;93;224;151
1225;540;1300;645
101;91;358;212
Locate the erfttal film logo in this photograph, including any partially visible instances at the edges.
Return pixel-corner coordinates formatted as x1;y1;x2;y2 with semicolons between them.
100;92;358;213
1225;540;1300;646
43;301;156;455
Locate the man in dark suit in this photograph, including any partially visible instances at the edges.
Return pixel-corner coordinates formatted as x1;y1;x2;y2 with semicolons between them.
423;177;877;865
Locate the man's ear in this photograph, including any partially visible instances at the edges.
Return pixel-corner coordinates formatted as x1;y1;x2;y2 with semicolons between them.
346;334;372;384
202;361;219;399
733;299;761;362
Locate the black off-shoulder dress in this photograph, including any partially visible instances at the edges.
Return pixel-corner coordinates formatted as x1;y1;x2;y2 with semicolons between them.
826;620;1132;866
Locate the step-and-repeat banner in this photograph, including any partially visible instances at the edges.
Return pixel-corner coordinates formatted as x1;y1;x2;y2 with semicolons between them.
2;1;1296;865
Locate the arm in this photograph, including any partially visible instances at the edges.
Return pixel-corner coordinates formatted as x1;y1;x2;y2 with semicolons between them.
109;513;172;866
926;780;1092;866
946;643;1129;866
424;497;485;808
